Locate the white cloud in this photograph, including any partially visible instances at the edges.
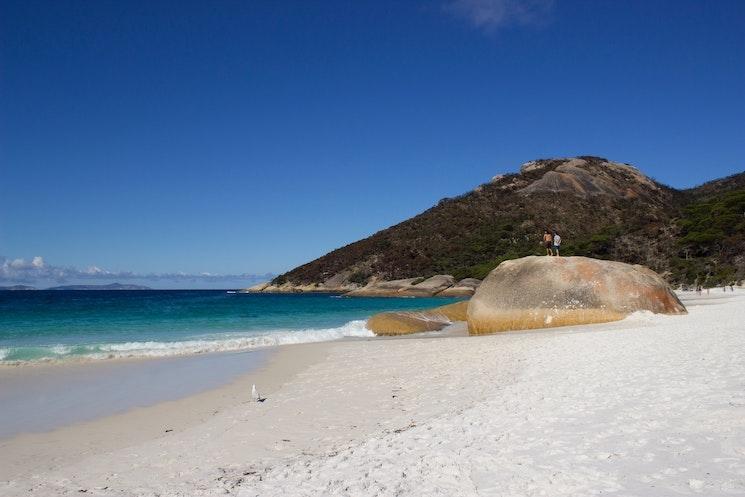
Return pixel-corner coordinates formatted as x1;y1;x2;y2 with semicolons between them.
0;255;273;288
84;265;107;275
446;0;555;31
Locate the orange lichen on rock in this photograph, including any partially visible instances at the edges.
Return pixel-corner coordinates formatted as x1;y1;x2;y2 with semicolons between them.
467;256;686;335
366;301;469;336
467;307;627;335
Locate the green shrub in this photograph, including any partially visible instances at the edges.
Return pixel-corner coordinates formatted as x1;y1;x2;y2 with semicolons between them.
452;251;523;280
348;270;372;285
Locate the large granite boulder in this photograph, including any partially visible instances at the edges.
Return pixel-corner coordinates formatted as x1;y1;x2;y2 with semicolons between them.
467;256;686;334
367;301;469;336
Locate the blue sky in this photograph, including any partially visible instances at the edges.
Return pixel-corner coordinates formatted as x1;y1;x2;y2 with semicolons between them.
1;0;744;288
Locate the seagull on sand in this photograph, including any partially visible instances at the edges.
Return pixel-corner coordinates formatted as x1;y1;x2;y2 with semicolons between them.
251;384;265;402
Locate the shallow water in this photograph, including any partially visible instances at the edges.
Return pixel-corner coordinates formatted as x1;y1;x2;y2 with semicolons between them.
0;349;269;438
0;291;461;363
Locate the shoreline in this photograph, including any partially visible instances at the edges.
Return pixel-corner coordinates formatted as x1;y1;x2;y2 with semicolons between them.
0;319;374;367
0;348;274;439
0;340;331;482
0;321;468;440
3;291;744;496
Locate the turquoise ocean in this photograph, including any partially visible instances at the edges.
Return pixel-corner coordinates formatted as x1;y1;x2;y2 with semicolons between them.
0;290;461;364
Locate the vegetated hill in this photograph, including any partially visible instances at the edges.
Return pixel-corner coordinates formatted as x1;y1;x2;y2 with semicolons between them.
274;157;745;288
673;172;745;285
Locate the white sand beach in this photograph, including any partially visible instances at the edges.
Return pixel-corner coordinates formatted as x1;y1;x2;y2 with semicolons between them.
2;290;745;496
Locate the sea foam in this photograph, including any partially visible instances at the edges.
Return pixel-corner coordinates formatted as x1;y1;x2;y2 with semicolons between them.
0;320;374;364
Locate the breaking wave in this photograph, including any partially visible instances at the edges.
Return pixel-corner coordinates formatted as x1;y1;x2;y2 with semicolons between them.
0;320;373;364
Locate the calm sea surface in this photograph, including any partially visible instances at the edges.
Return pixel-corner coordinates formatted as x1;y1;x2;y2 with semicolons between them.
0;290;461;363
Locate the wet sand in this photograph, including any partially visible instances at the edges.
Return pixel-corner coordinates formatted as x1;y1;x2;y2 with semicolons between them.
0;340;329;484
0;349;271;438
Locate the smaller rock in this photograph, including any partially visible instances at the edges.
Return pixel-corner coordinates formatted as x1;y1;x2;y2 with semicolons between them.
366;301;469;335
366;312;449;335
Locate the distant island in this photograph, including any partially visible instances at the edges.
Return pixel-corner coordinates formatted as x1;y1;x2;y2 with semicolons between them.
0;285;37;291
47;283;152;291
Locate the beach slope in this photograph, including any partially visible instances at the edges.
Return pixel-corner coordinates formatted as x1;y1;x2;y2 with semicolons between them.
2;291;744;496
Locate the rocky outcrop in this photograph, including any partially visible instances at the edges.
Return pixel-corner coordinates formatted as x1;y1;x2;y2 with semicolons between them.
345;277;420;297
519;160;550;174
243;275;481;297
467;256;686;335
400;275;456;296
518;158;658;199
239;281;358;294
349;275;456;297
366;301;469;336
240;282;271;293
438;278;481;297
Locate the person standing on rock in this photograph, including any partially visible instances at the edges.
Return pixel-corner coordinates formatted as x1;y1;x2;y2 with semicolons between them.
553;231;561;257
543;229;554;256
